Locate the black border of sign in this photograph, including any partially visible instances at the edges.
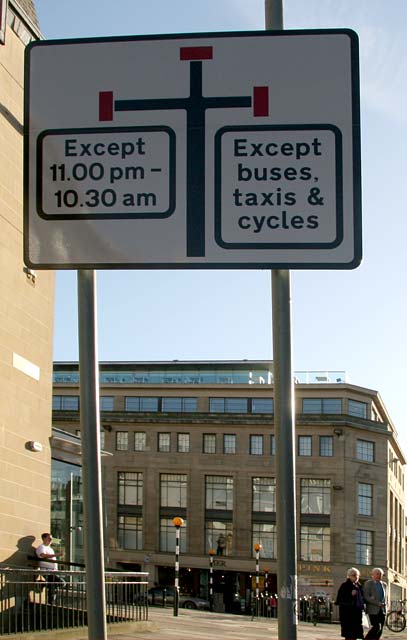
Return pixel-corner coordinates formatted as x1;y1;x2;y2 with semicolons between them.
214;124;343;250
36;126;176;220
24;28;361;270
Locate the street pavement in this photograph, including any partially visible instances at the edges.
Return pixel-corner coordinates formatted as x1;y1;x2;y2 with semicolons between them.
52;607;398;640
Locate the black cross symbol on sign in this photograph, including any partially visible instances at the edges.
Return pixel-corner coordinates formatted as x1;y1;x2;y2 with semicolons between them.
99;46;269;257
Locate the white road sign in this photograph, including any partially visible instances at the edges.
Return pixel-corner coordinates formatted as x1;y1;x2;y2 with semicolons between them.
24;30;361;269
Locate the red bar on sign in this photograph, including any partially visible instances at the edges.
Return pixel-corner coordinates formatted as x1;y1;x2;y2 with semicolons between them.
180;46;213;61
253;86;269;117
99;91;113;121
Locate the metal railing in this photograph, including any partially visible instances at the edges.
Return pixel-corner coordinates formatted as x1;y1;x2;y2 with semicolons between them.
0;567;148;635
251;595;334;624
251;594;278;619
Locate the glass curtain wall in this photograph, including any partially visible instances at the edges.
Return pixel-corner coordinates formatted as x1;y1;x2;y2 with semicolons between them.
51;459;83;565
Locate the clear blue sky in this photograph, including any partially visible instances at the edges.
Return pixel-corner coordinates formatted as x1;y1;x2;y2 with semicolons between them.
34;1;407;452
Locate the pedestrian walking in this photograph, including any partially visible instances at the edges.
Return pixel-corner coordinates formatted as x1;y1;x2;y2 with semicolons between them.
363;568;387;639
335;567;364;639
35;533;64;604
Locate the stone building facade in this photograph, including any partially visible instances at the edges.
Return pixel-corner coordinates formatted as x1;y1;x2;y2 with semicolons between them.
0;0;55;564
52;360;406;609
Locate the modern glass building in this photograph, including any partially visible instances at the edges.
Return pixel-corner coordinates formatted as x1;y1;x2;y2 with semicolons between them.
50;429;84;566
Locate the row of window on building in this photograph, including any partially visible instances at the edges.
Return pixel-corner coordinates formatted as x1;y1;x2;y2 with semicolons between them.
53;368;272;386
114;473;381;564
53;395;371;418
120;473;376;515
101;431;375;461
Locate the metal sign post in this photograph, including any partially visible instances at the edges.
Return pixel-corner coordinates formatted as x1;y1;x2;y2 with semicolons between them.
266;1;298;639
272;267;298;638
77;270;107;640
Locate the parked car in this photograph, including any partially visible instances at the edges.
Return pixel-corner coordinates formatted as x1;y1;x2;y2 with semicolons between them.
147;586;210;610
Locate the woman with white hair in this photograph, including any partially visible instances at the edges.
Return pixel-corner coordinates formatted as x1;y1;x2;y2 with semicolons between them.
335;567;365;639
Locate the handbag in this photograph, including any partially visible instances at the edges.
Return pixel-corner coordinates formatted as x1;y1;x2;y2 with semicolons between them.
362;611;371;630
